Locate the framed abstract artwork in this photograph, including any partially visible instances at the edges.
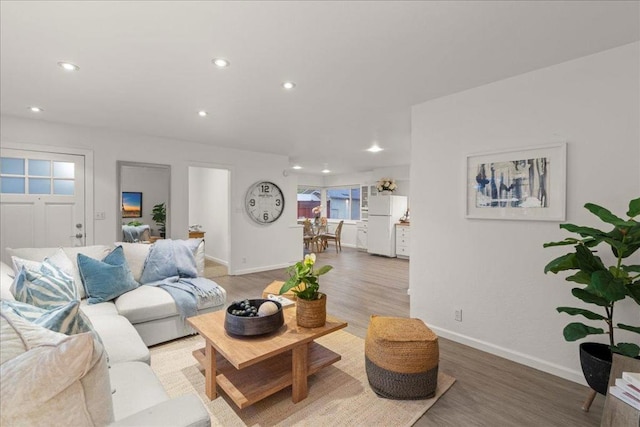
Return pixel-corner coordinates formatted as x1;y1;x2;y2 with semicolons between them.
465;143;566;221
122;191;142;218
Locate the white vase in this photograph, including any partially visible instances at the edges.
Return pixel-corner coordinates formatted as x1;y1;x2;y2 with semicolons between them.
381;190;391;195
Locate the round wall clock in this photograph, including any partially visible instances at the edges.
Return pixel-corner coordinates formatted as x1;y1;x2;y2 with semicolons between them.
245;181;285;224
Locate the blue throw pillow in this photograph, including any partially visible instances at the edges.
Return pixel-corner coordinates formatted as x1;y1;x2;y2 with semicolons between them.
140;239;198;284
78;245;139;304
10;260;77;309
1;300;92;336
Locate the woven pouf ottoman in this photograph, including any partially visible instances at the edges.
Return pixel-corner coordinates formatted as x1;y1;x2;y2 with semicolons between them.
365;315;439;400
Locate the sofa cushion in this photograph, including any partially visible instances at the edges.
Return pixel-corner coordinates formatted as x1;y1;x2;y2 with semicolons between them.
80;298;118;317
0;310;114;426
78;246;139;304
86;314;150;364
109;361;169;421
114;242;152;282
6;245;112;299
115;284;225;324
11;261;77;309
1;299;97;336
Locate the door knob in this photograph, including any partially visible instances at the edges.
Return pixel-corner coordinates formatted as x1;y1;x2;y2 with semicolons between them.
75;233;83;238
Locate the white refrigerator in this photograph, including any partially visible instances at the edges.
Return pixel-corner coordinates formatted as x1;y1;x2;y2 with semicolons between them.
367;195;407;257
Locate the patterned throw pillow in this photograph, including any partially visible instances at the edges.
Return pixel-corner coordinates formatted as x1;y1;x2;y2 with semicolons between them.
77;245;139;304
10;261;77;309
0;300;93;336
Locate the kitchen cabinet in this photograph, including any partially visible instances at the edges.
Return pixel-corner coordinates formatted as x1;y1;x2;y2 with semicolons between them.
356;221;368;251
395;224;410;259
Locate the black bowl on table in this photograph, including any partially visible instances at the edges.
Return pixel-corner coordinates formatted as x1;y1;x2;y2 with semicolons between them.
224;299;284;336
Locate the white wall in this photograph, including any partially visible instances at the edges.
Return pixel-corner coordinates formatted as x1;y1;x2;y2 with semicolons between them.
0;116;301;274
411;42;639;384
188;166;230;265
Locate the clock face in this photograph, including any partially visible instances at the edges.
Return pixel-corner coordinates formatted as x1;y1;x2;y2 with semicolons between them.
245;181;285;224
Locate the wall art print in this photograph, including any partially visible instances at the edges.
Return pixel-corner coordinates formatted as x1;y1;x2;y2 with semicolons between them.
466;143;566;221
122;191;142;218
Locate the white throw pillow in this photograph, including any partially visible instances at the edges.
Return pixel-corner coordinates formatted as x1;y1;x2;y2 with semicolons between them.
0;311;114;426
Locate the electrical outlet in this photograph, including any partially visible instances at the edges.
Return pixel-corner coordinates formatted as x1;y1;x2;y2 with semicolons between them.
95;212;106;220
455;309;462;322
242;257;247;264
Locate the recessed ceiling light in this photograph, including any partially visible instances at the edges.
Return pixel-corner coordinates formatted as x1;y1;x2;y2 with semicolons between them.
282;81;296;90
28;106;44;113
367;145;384;153
212;58;230;68
198;110;208;117
322;168;331;174
292;165;302;170
57;61;79;71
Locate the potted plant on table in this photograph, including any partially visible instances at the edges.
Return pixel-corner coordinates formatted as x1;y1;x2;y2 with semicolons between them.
280;253;333;328
152;202;167;238
543;197;640;400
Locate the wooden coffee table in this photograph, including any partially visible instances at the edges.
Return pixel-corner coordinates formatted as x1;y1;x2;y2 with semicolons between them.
187;306;347;409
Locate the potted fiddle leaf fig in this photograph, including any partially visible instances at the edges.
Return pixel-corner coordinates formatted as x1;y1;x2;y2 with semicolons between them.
152;202;167;238
543;197;640;395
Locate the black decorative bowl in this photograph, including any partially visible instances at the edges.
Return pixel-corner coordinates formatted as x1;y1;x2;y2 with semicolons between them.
224;299;284;336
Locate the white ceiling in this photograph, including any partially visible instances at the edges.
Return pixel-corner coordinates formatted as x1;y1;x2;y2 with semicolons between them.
1;1;639;175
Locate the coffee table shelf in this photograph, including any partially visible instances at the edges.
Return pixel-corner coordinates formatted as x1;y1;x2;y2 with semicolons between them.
194;342;340;408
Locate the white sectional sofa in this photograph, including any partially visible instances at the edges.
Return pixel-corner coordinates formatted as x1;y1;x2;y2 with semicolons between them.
0;240;227;426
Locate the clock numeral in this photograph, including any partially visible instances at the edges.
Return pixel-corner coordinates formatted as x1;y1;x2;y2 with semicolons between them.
261;184;270;193
275;199;281;207
249;199;255;207
263;213;269;221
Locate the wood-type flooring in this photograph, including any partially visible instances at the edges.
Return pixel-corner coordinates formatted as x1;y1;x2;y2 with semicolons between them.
213;247;604;426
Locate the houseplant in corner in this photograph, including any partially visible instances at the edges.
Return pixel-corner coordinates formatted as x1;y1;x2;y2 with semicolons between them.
543;197;640;398
152;202;167;238
280;253;333;328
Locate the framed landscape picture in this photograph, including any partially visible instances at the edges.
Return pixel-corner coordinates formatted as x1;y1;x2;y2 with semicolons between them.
465;143;566;221
122;191;142;218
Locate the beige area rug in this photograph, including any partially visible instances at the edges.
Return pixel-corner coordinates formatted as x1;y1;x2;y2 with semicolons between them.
150;330;455;426
204;259;228;278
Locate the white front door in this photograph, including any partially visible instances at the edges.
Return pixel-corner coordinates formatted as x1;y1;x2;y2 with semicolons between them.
0;148;86;264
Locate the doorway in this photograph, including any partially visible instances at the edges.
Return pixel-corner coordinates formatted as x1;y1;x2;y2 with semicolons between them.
188;166;230;271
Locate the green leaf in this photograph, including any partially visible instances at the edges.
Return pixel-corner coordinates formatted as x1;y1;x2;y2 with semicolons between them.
279;277;301;294
608;226;640;259
585;203;635;228
617;324;640;334
575;245;606;275
627;197;640;218
565;271;591;285
621;265;640;273
543;238;581;248
544;253;578;274
611;343;640;358
626;281;640;305
589;270;627;302
560;223;606;239
316;265;333;275
571;288;609;306
556;307;605;320
562;322;605;341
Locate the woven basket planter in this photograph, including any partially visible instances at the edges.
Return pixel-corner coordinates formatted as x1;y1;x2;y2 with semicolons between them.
296;293;326;328
365;316;439;400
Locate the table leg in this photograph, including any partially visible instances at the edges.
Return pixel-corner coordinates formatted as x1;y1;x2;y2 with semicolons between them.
291;343;309;403
205;342;218;400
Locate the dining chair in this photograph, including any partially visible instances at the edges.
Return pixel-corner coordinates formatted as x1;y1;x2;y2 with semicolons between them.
322;220;344;253
303;219;314;249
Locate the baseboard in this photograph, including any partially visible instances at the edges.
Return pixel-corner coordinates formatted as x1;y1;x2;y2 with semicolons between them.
429;325;587;386
204;254;228;266
232;262;291;276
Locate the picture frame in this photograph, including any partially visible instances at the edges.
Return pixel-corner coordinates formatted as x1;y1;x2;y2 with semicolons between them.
122;191;143;218
465;143;566;221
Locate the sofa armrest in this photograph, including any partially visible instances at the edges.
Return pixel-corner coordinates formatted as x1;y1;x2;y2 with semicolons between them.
109;394;210;427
